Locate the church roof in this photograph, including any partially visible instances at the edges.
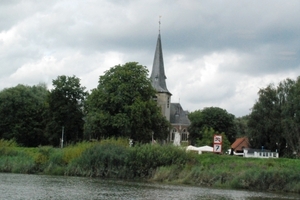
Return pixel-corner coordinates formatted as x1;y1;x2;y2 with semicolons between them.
170;103;191;125
150;34;171;94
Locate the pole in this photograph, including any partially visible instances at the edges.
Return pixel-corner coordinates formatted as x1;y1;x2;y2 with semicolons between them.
61;126;64;148
152;132;154;144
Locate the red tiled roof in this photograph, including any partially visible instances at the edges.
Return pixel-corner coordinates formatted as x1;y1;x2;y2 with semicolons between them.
231;137;250;151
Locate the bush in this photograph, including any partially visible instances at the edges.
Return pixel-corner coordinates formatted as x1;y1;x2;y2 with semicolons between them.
66;143;128;177
126;144;197;178
0;150;35;173
0;139;18;147
62;141;96;164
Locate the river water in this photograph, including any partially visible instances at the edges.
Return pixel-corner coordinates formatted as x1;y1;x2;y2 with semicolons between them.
0;173;299;200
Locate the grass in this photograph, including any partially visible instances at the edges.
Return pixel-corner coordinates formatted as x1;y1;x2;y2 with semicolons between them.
1;139;300;193
152;153;300;192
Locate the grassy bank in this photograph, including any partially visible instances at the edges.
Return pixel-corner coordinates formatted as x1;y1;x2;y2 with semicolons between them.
1;139;300;193
153;153;300;193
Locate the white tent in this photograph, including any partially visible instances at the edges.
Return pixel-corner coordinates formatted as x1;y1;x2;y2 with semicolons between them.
186;145;213;154
198;145;213;152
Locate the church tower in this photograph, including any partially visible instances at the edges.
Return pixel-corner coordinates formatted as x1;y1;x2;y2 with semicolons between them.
150;33;172;121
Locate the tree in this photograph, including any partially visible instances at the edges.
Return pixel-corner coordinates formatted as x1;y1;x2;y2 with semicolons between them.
248;84;283;151
280;77;300;156
84;62;170;143
234;115;249;138
46;75;88;146
188;107;236;144
0;84;48;146
247;76;300;157
195;127;215;147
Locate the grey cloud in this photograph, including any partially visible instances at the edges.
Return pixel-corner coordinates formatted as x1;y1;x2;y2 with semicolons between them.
1;0;300;117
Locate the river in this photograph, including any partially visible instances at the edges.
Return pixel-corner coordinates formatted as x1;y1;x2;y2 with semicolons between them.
0;173;299;200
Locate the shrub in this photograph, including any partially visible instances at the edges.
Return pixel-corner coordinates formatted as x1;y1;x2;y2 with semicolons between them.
0;150;35;173
0;139;18;147
126;144;197;178
66;143;128;178
62;141;96;164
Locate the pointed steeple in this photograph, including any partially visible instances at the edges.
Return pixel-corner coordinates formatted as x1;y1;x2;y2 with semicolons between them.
150;33;171;94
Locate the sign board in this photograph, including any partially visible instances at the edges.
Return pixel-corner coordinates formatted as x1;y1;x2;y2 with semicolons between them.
213;144;222;153
214;135;222;144
213;134;222;153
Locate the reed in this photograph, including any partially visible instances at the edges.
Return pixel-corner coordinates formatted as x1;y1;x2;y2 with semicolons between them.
66;143;128;178
0;148;35;173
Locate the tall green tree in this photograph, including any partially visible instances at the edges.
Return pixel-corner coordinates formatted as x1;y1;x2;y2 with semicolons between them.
0;84;48;146
47;75;88;146
84;62;170;143
280;77;300;155
248;84;283;151
188;107;236;144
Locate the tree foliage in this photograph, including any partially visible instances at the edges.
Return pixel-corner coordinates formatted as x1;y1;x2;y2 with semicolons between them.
0;84;48;146
47;75;88;146
280;78;300;155
188;107;236;144
248;84;283;152
195;127;215;147
247;77;300;156
84;62;170;143
234;115;249;138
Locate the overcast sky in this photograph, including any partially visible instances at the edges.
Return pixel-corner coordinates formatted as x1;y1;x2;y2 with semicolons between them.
1;0;300;117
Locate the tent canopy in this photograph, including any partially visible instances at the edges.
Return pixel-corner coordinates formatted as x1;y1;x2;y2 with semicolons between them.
186;145;213;154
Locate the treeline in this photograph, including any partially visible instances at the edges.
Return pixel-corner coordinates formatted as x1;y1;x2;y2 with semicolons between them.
0;76;86;147
247;77;300;157
0;62;240;149
0;62;170;147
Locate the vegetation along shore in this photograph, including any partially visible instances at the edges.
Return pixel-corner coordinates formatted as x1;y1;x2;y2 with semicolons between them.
1;138;300;194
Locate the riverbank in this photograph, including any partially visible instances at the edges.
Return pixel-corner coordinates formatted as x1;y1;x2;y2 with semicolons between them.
1;139;300;193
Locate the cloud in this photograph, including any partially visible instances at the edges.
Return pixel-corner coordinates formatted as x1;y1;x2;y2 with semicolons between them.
1;0;300;117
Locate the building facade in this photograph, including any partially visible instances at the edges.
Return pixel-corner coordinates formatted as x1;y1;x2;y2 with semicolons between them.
150;33;191;144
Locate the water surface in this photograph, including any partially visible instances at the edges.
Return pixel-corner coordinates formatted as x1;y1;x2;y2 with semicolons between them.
0;173;299;200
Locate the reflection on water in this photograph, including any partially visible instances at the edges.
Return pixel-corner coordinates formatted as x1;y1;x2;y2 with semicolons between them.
0;173;299;200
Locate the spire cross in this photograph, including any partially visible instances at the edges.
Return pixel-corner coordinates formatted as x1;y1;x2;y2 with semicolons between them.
159;16;161;33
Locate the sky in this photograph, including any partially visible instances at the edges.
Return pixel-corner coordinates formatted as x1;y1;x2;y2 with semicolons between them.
1;0;300;117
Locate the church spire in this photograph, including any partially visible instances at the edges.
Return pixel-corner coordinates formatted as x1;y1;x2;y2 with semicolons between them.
150;19;171;95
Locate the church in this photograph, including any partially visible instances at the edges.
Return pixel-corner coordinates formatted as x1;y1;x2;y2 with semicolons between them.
150;32;191;145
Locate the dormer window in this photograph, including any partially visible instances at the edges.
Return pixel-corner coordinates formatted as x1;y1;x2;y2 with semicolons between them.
155;74;158;81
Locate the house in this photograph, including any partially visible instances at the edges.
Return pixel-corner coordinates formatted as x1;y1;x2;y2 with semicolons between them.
150;30;190;144
231;137;250;154
230;137;279;158
243;148;279;158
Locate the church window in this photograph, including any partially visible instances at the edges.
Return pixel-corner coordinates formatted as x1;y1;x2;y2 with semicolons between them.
181;128;188;142
167;97;170;108
171;128;177;141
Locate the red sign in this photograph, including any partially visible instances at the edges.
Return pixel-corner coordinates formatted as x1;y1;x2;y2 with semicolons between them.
213;135;222;153
214;135;222;144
